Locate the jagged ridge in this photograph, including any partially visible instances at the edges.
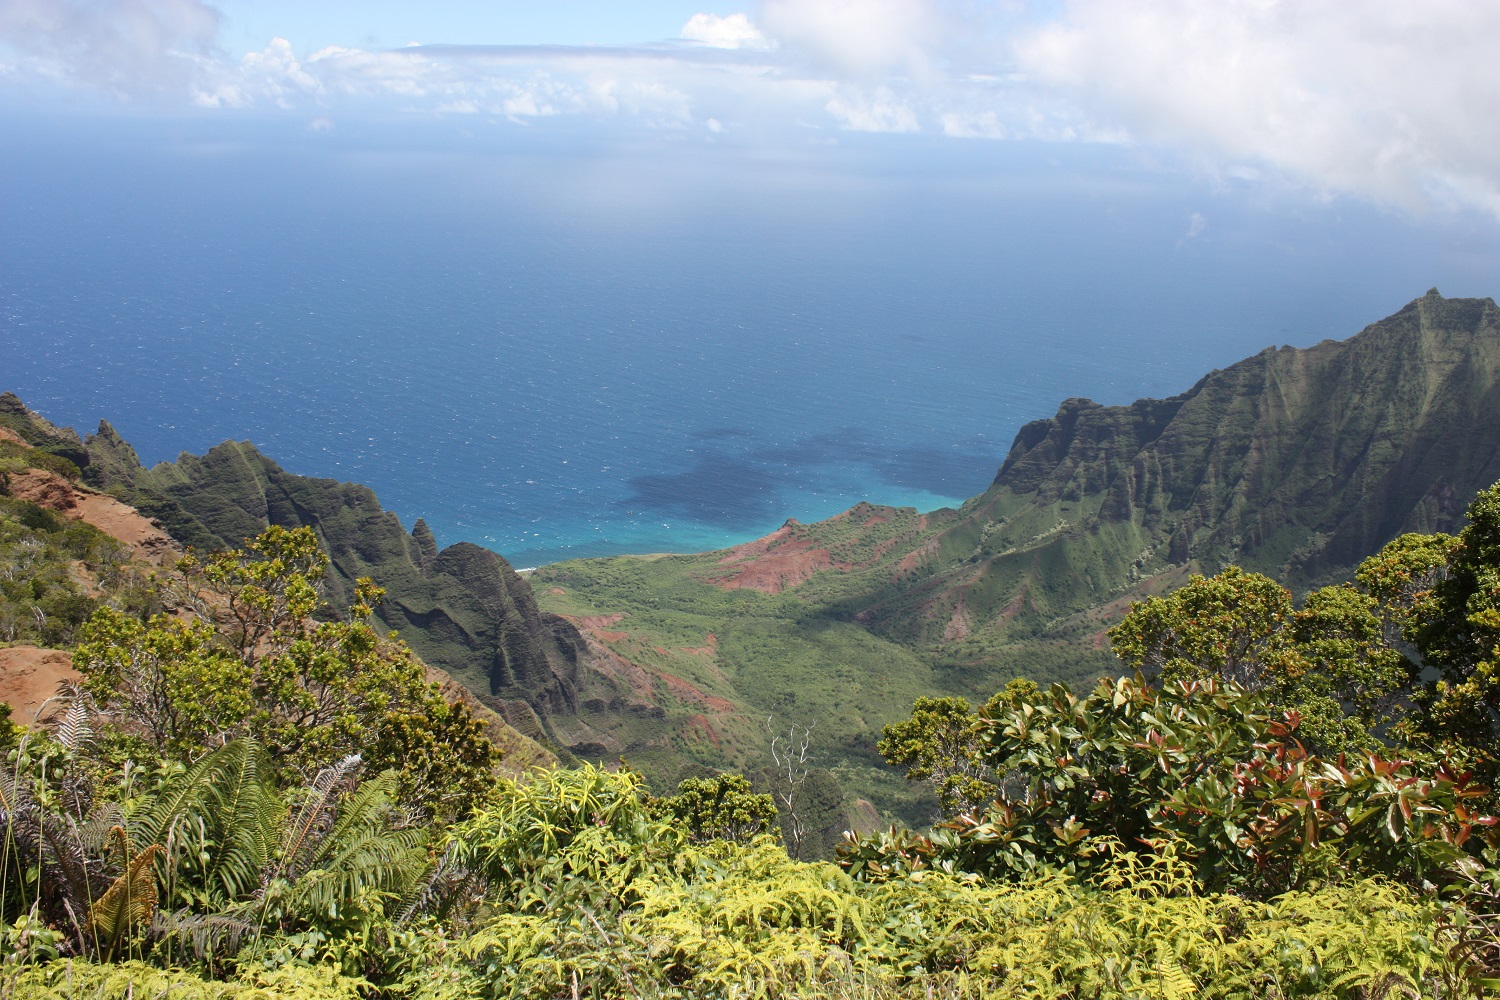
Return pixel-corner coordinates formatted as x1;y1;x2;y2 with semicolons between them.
754;291;1500;654
83;433;590;740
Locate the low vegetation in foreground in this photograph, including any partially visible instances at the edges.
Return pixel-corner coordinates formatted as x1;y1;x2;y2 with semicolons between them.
5;434;1500;995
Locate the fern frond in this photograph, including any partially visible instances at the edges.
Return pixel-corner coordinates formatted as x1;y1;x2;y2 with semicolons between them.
50;686;94;753
152;906;260;961
277;753;362;882
129;739;281;905
397;839;477;924
74;803;126;856
83;830;162;959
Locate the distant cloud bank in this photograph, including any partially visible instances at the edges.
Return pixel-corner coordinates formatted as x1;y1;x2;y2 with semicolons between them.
4;0;1500;217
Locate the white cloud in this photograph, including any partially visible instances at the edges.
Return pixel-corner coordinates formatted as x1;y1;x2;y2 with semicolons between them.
826;85;919;133
1017;0;1500;211
940;109;1006;139
0;0;220;97
759;0;944;79
1185;212;1207;240
681;13;769;50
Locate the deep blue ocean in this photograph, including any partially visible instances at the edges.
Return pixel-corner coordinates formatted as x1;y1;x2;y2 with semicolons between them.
3;115;1498;566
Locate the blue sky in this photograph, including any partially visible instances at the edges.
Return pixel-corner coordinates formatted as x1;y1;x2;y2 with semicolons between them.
213;2;746;51
2;2;1500;231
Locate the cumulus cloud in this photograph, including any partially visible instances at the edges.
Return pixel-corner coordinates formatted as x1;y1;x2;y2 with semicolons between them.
759;0;946;79
0;0;220;97
1017;0;1500;212
681;13;769;50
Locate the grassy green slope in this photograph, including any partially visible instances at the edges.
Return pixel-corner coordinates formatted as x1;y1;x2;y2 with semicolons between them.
533;504;1125;830
533;548;961;829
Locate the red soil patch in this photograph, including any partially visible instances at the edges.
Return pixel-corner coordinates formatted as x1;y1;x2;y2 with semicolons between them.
560;613;636;647
862;513;889;526
683;714;722;747
8;469;177;565
583;641;658;704
718;520;801;564
895;540;938;577
576;629;732;715
547;587;565;596
711;522;847;594
657;669;734;713
943;602;972;642
718;547;837;593
0;646;80;724
655;646;669;656
0;428;28;447
572;613;625;629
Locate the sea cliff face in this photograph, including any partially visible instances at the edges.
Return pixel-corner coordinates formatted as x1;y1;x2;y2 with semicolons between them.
991;291;1497;571
773;291;1500;654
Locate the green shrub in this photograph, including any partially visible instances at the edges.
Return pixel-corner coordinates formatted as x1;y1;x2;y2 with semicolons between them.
2;959;369;999
456;834;1462;999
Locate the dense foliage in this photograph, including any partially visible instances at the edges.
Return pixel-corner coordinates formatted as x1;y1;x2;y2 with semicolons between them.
73;527;499;818
6;483;1500;996
2;776;1474;998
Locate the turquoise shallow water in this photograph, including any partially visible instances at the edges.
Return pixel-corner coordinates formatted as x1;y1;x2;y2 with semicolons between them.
3;116;1498;565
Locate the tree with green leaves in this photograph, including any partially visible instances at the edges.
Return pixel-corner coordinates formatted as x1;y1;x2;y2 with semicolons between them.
1355;530;1460;646
1108;566;1417;753
1270;582;1416;753
875;679;1037;818
861;675;1498;895
1393;484;1500;775
74;612;250;758
1108;565;1294;688
655;773;777;844
74;525;499;819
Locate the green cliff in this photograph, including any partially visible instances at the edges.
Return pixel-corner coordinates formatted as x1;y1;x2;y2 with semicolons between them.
83;435;588;745
832;289;1500;656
